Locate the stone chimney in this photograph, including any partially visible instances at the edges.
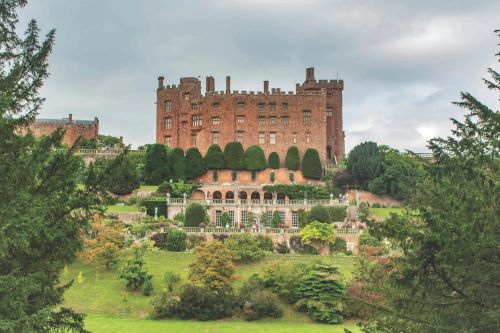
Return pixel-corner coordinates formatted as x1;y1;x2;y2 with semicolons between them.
306;67;315;81
296;83;300;93
264;80;269;94
226;76;231;94
158;76;164;89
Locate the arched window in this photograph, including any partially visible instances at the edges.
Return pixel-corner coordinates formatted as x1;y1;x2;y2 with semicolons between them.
277;192;286;201
238;191;248;200
264;192;273;200
251;191;260;200
225;191;234;200
213;191;222;200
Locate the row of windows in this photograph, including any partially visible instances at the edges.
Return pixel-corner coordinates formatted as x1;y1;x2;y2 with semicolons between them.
165;132;311;146
214;210;298;228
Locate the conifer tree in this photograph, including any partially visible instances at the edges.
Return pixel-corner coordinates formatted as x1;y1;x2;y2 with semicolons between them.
223;142;245;170
301;148;322;179
285;146;300;170
268;152;280;169
185;147;207;179
144;144;170;185
169;147;186;181
244;145;268;171
205;144;226;169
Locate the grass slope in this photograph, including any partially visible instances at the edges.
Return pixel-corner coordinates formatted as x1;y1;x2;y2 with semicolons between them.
105;204;142;212
84;314;361;333
370;207;403;218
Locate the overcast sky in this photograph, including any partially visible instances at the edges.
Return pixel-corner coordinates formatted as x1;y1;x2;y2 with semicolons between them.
19;0;499;152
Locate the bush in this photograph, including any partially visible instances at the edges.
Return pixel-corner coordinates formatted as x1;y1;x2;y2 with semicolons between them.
184;203;207;227
105;154;141;195
165;229;187;252
359;230;383;247
285;146;300;170
186;234;206;249
262;261;314;302
328;206;347;222
224;234;265;262
118;251;152;291
275;240;290;254
143;276;154;296
212;233;229;243
347;141;383;188
271;211;281;228
244;145;268;171
221;212;231;227
371;203;381;208
268;152;280;169
164;271;181;292
289;235;319;255
150;233;167;248
306;205;331;224
262;184;330;200
241;290;283;321
177;285;236;321
185;147;207;179
150;291;180;319
189;241;236;290
251;170;256;182
144;144;170;185
168;147;186;181
255;235;273;252
223;142;245;170
301;148;322;180
143;200;167;217
329;238;347;254
204;144;226;169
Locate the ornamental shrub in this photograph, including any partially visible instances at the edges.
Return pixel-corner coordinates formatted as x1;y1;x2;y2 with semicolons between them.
285;146;300;170
105;154;140;195
243;145;268;171
241;290;283;321
268;152;280;169
150;233;167;248
301;148;322;180
327;206;347;222
144;144;170;185
176;285;236;321
262;184;330;199
223;142;245;170
271;211;281;228
275;240;290;254
224;234;265;262
300;222;335;248
329;238;347;254
143;200;167;217
168;147;186;181
205;144;226;169
118;251;152;291
143;276;154;296
221;212;231;227
185;147;207;179
255;235;274;252
184;203;207;227
150;291;180;319
306;205;331;224
359;230;383;247
186;234;206;249
165;229;187;252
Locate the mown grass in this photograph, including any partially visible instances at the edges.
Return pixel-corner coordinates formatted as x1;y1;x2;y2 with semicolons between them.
138;185;158;191
105;204;142;212
63;252;356;322
83;314;361;333
370;207;403;218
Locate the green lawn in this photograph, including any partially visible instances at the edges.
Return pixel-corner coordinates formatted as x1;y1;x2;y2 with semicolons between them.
138;185;158;191
370;207;403;218
105;205;142;212
84;314;361;333
63;251;357;331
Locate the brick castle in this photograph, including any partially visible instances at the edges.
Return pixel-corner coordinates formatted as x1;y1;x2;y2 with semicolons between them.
22;113;99;147
155;67;344;164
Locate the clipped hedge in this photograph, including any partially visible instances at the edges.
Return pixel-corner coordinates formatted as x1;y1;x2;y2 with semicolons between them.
285;146;300;170
169;147;186;181
301;148;322;180
268;152;280;169
244;145;268;171
185;147;207;179
224;142;246;170
205;144;226;169
165;229;187;252
184;203;207;227
143;200;167;217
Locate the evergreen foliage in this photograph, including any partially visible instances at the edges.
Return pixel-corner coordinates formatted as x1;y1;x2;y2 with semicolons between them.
262;184;330;199
243;145;268;171
285;146;300;170
165;230;187;252
103;152;141;195
268;152;280;169
271;211;281;228
176;285;237;321
184;203;207;227
144;144;170;185
346;141;383;188
306;205;331;224
301;148;322;179
223;142;245;170
118;251;152;291
224;234;265;262
168;147;186;181
185;147;207;179
204;144;226;169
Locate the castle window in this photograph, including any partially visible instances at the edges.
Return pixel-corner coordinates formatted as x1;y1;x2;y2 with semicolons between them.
303;110;311;124
269;117;276;125
191;135;197;146
269;104;276;113
216;210;222;227
181;121;187;128
258;103;265;113
165;100;172;112
165;117;172;129
212;103;220;112
279;211;285;224
241;211;247;224
292;211;298;228
282;103;288;112
192;115;202;127
326;108;333;117
258;117;265;125
270;132;276;145
293;133;297;144
237;103;245;111
184;93;190;100
165;136;172;146
266;211;273;226
191;103;198;110
237;116;245;124
228;211;235;225
212;132;219;144
306;133;311;143
236;131;244;143
212;117;220;125
281;117;289;125
258;132;265;144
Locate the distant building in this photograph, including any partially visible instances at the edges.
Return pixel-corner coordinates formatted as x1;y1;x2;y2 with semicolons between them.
23;113;99;147
155;67;345;164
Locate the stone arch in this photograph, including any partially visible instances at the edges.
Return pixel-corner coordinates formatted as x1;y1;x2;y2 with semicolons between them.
264;192;273;200
238;191;248;199
251;191;260;200
225;191;234;200
213;191;222;200
191;189;205;200
277;192;286;200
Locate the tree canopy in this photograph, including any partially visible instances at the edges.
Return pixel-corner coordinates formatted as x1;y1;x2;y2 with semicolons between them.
168;147;186;181
185;147;207;179
301;148;322;179
204;144;226;169
243;145;268;171
223;142;245;170
268;152;280;169
285;146;300;170
346;141;383;188
144;144;170;185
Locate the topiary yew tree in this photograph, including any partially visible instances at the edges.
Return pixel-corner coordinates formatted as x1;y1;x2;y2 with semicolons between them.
204;144;226;169
306;205;331;224
301;148;322;179
184;203;207;227
144;144;170;185
285;146;300;170
223;142;245;170
168;147;186;181
268;152;280;169
244;145;268;171
346;141;383;188
185;147;207;179
104;151;141;195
